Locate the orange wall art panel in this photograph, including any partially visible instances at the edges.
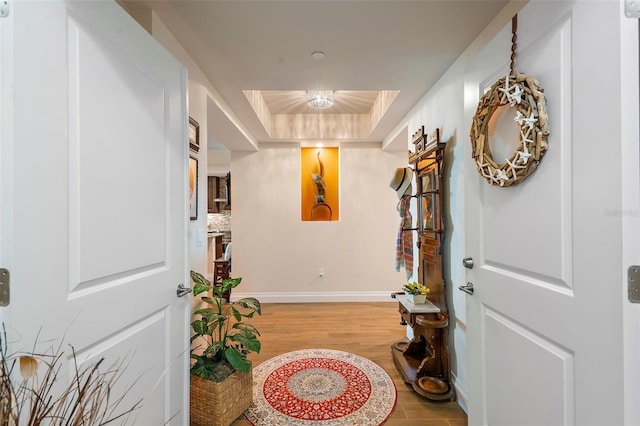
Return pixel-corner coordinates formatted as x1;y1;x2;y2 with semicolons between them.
301;147;339;221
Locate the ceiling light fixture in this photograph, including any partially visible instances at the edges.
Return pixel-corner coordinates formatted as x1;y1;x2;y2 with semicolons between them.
307;90;334;109
311;51;326;60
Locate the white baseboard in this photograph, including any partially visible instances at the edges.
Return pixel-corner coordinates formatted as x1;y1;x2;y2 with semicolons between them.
450;371;468;414
230;291;399;303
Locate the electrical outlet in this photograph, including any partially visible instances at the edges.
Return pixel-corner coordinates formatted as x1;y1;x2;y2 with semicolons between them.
318;268;325;278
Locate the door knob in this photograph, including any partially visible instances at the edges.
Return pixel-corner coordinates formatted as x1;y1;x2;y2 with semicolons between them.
458;282;474;295
462;257;474;269
177;283;192;298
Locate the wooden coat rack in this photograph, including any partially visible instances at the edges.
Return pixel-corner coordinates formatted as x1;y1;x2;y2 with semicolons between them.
391;126;455;401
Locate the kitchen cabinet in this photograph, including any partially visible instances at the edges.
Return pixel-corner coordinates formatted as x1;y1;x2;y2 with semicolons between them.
207;176;228;213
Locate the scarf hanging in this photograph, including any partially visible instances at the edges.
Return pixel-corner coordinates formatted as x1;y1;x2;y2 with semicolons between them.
395;195;413;280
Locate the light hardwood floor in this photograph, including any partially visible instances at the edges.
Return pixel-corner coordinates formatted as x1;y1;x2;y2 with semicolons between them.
229;302;467;426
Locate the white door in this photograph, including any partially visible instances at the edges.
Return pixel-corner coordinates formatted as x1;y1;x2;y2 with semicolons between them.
1;1;189;424
464;1;630;425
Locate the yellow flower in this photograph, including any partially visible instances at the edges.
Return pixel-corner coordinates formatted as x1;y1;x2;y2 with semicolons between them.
403;282;430;295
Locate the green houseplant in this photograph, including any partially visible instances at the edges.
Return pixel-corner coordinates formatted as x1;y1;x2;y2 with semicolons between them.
189;271;261;426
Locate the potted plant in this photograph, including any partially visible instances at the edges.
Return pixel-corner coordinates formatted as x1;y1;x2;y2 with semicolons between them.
403;281;430;304
189;271;261;426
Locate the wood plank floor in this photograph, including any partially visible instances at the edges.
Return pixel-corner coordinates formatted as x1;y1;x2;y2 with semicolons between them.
228;302;467;426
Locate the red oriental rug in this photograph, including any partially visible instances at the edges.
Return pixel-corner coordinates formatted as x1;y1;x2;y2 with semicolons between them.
244;349;397;425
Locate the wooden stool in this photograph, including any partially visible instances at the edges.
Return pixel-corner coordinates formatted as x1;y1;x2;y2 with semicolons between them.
213;258;231;301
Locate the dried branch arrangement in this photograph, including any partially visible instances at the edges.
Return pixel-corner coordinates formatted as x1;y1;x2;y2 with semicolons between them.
0;326;141;425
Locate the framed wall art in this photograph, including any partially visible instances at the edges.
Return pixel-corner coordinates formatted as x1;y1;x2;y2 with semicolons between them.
189;156;198;220
189;117;200;153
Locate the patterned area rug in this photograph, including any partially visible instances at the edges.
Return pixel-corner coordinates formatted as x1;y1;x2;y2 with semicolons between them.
244;349;396;425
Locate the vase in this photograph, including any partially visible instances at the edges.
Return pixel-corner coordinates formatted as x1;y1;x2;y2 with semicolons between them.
405;292;427;304
190;368;253;426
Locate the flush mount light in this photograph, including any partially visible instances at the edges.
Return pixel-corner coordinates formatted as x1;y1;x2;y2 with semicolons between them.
311;51;325;60
307;90;334;109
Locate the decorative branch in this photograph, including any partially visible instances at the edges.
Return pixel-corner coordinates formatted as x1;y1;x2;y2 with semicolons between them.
0;324;141;425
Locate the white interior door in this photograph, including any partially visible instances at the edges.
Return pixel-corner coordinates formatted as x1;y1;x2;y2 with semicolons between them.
1;1;188;424
464;1;628;425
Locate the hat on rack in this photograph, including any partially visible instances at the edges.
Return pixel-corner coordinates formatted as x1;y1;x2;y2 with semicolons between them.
389;167;413;199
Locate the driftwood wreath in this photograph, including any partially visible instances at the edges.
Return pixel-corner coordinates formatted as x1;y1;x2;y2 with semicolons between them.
470;74;549;187
469;15;550;187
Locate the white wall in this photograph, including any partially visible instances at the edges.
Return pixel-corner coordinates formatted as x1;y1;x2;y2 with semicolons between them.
208;147;231;177
230;143;412;302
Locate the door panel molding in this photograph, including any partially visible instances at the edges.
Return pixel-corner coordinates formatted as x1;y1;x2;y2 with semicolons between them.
485;308;575;426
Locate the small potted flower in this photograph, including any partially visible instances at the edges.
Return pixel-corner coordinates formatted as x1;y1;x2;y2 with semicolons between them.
403;281;430;304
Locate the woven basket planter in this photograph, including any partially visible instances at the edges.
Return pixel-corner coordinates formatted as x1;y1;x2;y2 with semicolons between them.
190;369;253;426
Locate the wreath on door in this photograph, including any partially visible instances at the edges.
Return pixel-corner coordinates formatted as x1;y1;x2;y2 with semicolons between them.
470;73;549;187
469;15;550;187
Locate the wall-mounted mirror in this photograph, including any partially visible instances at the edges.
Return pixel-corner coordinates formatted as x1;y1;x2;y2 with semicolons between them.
418;167;439;233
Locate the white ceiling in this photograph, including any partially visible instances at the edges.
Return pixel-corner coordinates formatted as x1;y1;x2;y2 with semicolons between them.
125;0;509;150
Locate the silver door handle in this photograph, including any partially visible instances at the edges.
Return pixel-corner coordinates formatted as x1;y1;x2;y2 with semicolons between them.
458;282;474;295
462;257;474;269
177;283;192;298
